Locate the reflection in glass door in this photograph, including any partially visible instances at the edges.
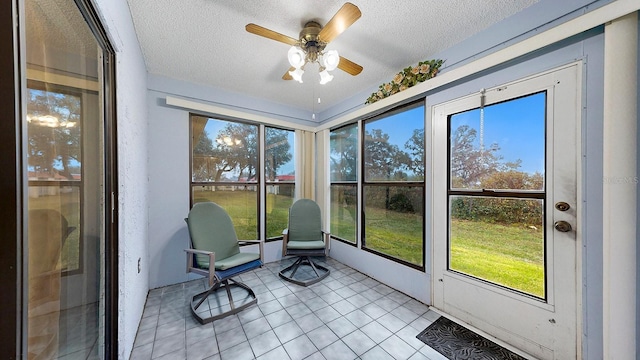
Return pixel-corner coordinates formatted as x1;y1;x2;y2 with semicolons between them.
25;0;111;358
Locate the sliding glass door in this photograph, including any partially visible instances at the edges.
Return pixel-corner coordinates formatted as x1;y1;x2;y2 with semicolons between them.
19;0;117;358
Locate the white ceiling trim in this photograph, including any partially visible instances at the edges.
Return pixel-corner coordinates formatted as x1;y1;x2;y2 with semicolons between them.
166;96;317;132
317;0;640;132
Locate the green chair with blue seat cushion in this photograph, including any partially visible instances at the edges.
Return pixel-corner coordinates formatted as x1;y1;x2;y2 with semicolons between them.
279;198;330;286
185;202;264;324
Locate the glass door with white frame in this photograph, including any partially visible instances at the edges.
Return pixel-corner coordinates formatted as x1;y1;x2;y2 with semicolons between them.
431;63;581;360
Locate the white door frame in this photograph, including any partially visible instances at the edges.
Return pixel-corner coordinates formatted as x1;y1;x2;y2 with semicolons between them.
430;62;583;359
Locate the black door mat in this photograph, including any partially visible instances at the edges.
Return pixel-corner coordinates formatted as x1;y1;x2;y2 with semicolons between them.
416;316;529;360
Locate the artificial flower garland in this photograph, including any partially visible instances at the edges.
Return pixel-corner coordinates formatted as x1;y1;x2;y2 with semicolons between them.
365;59;444;104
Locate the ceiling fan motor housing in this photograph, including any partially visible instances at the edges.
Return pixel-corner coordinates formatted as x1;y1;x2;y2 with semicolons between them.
300;21;326;62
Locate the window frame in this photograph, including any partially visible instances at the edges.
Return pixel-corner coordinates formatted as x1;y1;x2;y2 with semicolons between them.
189;113;261;240
264;125;295;242
329;122;359;246
445;91;549;299
360;100;426;271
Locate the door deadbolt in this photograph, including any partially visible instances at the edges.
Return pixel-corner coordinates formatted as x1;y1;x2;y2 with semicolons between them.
555;202;571;211
554;220;572;232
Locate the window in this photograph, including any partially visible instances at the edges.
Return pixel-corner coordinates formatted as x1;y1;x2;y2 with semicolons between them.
265;127;295;240
362;102;425;268
330;124;358;244
191;115;259;239
448;92;546;297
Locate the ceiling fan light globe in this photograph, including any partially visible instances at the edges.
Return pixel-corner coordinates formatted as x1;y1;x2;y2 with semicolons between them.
323;50;340;71
319;69;333;85
287;46;306;68
289;68;304;83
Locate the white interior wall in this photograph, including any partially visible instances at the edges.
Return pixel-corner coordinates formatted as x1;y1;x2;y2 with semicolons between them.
602;13;638;357
330;241;431;303
93;0;150;358
580;28;606;360
146;89;190;288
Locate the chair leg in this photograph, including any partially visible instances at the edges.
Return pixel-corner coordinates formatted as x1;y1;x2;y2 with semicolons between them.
224;281;234;309
193;281;221;310
288;257;305;278
190;279;258;324
307;258;322;277
278;256;330;287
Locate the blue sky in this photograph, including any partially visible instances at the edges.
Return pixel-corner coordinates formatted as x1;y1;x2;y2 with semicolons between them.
450;92;546;174
366;105;424;144
367;92;546;175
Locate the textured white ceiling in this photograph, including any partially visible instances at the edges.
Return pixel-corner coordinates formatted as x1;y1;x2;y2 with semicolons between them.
127;0;538;116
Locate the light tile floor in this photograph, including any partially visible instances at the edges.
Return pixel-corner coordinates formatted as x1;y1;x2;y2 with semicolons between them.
131;257;448;360
30;302;100;359
57;303;100;359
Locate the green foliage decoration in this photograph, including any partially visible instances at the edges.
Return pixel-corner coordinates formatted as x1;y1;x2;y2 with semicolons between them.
365;59;444;104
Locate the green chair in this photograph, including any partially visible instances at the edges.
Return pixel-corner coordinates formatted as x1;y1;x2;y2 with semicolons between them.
185;202;263;324
279;199;330;286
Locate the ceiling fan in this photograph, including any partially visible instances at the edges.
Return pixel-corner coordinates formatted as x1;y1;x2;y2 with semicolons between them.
245;2;363;84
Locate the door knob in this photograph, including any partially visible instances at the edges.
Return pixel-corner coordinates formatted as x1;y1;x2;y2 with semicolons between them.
554;220;572;232
555;202;571;211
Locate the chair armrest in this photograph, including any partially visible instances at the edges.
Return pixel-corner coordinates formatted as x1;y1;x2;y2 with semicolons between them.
238;240;261;244
322;231;331;254
281;229;289;255
184;248;216;286
185;248;214;256
238;240;264;264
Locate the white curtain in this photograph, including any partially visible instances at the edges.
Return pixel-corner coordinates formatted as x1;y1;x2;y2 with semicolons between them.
296;129;315;200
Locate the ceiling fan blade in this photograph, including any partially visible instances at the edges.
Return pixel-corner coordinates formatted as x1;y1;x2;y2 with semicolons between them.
338;56;363;76
282;67;295;80
318;2;361;43
246;23;298;45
